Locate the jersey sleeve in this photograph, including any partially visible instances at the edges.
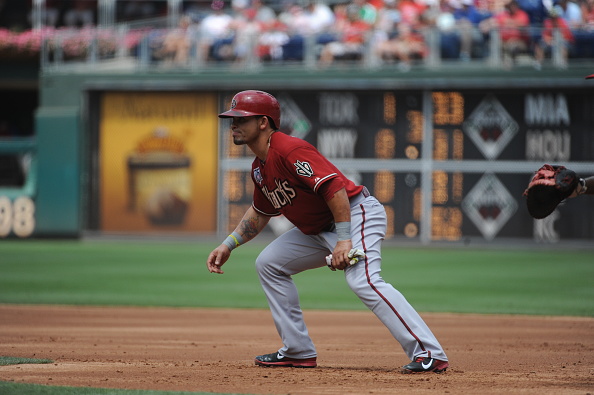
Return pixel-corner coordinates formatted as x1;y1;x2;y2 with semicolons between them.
317;176;347;202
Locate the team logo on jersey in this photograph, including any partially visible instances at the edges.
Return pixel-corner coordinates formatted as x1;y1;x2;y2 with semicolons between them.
262;179;297;209
253;167;263;185
294;160;314;177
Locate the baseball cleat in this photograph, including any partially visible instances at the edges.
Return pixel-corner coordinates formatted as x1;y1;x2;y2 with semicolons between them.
255;352;317;368
401;357;449;374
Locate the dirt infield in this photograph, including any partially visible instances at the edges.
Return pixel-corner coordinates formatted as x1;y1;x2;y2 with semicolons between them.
0;305;593;394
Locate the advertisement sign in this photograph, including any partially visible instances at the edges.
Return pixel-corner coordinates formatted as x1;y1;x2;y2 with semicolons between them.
100;92;218;232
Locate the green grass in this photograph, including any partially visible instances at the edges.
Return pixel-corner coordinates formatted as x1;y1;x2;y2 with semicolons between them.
0;240;593;316
1;239;593;394
0;357;53;366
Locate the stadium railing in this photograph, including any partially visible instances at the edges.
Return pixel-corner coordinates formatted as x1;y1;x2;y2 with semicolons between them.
36;21;594;73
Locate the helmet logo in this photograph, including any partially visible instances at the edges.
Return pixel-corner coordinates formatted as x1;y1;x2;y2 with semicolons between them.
230;99;237;110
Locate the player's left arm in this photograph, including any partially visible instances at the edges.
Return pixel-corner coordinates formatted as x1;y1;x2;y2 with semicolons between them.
206;206;271;274
325;187;353;270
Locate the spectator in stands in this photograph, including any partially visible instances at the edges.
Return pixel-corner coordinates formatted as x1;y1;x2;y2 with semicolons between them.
279;2;309;32
435;0;461;59
226;0;245;22
156;15;198;65
353;0;379;24
199;0;234;61
304;0;336;34
64;0;96;27
533;7;574;68
580;0;594;26
452;0;491;60
554;0;584;28
258;18;290;61
279;0;335;35
228;7;262;63
276;0;336;61
516;0;548;26
398;0;428;28
372;0;402;59
248;0;277;24
516;0;548;53
374;21;426;70
571;0;594;57
318;3;372;66
375;0;402;33
480;0;530;68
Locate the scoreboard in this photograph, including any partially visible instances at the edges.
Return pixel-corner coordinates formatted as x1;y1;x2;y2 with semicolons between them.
4;87;591;241
220;89;594;243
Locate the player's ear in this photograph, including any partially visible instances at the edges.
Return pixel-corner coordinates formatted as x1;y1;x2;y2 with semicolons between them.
258;116;270;130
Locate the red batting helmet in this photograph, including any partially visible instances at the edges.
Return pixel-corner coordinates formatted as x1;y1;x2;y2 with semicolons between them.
218;90;281;130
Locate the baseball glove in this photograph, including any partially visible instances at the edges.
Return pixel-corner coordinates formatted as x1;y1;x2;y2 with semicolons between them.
523;164;578;219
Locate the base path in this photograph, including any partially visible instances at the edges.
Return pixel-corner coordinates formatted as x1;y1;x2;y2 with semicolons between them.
0;305;593;394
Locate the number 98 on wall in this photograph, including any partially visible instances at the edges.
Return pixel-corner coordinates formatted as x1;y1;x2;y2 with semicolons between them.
0;196;35;238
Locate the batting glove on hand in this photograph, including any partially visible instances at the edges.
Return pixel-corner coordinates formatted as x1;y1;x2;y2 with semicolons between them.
326;248;366;271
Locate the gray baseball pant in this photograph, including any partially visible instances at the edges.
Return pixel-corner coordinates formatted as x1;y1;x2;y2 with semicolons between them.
255;192;448;362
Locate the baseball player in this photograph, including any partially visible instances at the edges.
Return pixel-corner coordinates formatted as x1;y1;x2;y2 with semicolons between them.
206;90;449;373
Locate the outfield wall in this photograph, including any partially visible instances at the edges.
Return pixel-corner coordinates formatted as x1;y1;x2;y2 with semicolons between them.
1;68;592;244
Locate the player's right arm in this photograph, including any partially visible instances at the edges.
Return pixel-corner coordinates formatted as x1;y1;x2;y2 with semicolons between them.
206;206;271;274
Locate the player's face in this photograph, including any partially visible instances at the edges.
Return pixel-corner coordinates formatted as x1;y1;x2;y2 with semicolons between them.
230;116;263;145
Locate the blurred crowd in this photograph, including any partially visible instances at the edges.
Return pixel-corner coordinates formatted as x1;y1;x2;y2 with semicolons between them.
1;0;593;69
159;0;594;69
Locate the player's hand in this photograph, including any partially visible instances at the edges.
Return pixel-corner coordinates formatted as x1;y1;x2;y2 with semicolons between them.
330;240;352;270
206;245;231;274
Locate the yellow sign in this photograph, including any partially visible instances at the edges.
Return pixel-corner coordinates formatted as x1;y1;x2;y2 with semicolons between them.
100;92;218;232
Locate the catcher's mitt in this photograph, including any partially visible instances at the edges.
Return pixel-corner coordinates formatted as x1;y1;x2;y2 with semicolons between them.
523;164;578;219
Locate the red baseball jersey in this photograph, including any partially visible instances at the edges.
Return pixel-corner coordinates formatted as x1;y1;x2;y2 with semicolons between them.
251;132;363;235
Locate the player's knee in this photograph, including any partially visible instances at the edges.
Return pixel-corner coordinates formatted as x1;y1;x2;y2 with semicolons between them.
348;282;379;307
346;271;382;298
346;274;369;294
255;251;273;274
